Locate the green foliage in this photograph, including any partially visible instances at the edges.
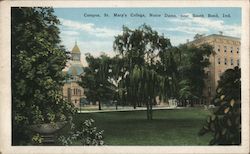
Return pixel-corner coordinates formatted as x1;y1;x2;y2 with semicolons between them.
178;80;193;100
80;54;115;110
199;67;241;145
11;7;75;145
113;24;172;119
76;119;104;145
32;133;43;144
58;119;104;146
57;121;78;145
176;44;212;103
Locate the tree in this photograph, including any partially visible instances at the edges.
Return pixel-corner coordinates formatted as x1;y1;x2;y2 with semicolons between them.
178;79;194;106
113;24;171;120
79;53;115;110
157;47;179;99
193;33;205;40
11;7;75;145
199;67;241;145
109;55;125;109
176;44;212;105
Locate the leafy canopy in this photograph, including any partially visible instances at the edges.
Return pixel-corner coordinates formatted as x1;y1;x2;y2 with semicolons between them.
12;7;75;144
199;67;241;145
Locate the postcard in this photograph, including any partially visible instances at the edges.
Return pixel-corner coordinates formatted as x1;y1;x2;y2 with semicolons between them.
0;0;249;154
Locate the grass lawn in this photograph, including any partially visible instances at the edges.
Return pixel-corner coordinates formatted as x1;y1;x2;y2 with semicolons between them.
70;108;213;145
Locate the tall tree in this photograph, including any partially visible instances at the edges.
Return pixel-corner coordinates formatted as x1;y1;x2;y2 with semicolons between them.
176;44;212;105
11;7;75;145
157;47;179;99
113;24;172;120
109;55;125;109
80;53;114;110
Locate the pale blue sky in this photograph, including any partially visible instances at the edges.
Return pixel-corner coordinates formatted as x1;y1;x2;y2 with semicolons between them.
54;7;241;58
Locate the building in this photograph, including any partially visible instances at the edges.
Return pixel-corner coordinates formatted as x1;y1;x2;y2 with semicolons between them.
62;42;85;108
188;33;240;104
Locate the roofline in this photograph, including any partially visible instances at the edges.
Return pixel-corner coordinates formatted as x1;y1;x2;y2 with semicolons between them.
187;34;241;45
206;34;240;41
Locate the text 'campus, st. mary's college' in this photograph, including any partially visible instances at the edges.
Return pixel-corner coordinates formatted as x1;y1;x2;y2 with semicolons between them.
83;13;231;18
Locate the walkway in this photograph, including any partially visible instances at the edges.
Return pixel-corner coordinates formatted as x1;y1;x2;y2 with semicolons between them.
77;106;184;113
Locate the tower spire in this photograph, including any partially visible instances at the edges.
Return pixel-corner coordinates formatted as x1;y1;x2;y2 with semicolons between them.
75;39;77;45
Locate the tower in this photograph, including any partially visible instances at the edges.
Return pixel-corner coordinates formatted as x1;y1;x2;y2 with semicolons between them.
62;41;85;108
71;41;81;61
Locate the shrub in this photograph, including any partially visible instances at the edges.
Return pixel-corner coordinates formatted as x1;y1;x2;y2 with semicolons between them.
199;67;241;145
58;119;104;146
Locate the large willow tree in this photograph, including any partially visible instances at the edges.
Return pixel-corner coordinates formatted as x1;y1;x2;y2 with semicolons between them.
113;24;172;120
11;7;75;145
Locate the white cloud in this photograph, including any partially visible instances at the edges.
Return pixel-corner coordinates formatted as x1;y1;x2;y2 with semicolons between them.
59;18;94;31
61;30;80;36
162;26;209;35
59;18;121;38
167;35;193;46
169;13;241;38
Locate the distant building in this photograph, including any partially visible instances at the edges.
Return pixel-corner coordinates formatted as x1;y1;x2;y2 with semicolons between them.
62;42;85;108
188;33;240;104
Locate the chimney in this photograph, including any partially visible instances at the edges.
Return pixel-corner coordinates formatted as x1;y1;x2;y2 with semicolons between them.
186;39;189;43
219;31;223;35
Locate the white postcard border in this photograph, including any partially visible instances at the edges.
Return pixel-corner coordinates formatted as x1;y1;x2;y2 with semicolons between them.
0;1;249;154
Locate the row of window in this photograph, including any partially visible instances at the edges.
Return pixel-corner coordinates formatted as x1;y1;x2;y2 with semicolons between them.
215;39;240;45
218;58;240;66
73;88;81;96
67;88;82;96
217;45;240;54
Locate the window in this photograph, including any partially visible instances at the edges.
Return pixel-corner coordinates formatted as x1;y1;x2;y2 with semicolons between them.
77;89;79;95
218;58;221;64
218;45;220;52
237;59;240;66
224;46;227;52
231;58;234;66
224;58;227;65
237;47;239;54
230;47;233;53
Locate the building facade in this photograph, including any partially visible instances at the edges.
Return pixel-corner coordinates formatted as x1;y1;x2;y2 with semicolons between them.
188;33;240;104
62;42;85;108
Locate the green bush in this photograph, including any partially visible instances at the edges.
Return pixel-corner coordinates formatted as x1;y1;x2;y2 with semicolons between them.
58;119;104;146
199;67;241;145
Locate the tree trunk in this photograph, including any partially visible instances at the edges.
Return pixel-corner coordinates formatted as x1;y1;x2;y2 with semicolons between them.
133;102;136;109
149;100;153;120
183;100;187;107
98;101;102;110
115;102;118;110
146;101;150;120
146;100;153;120
191;99;194;107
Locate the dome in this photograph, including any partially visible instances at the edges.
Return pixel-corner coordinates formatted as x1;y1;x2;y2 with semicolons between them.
67;63;84;76
72;44;80;54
